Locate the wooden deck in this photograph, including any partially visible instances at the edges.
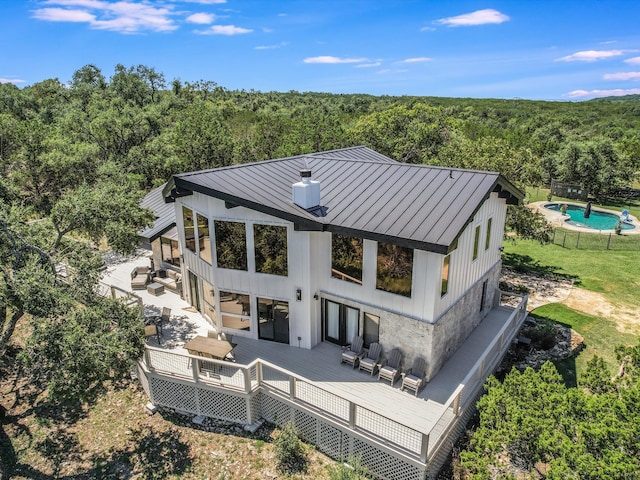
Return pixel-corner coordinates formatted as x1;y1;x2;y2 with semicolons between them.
103;252;526;468
229;305;512;434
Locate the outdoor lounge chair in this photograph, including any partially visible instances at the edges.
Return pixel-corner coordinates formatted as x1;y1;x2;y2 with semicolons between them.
377;348;402;385
341;335;364;368
359;342;383;375
401;357;427;396
130;265;150;290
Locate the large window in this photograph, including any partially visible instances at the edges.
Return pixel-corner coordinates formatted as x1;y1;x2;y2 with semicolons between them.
363;313;380;347
376;242;413;298
441;254;450;297
331;234;363;284
197;213;212;264
485;218;492;251
254;224;288;276
202;280;216;325
182;206;196;254
220;290;250;331
160;237;180;266
257;297;289;344
214;221;247;270
472;225;480;260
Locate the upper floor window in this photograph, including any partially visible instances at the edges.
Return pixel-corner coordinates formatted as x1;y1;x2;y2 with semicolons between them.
182;206;196;254
161;237;180;266
472;225;480;261
214;220;247;271
197;213;212;264
254;224;288;276
485;218;492;251
331;234;363;285
376;242;413;298
441;254;450;297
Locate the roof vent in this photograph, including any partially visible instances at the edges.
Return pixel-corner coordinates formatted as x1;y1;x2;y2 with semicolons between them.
292;169;321;209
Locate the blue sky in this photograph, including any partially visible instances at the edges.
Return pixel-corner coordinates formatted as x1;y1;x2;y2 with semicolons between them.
2;0;640;100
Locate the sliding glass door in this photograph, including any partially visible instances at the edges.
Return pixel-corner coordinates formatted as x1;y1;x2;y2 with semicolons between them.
323;299;359;346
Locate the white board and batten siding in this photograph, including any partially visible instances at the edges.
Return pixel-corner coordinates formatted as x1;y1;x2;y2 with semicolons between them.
434;192;507;319
176;193;315;348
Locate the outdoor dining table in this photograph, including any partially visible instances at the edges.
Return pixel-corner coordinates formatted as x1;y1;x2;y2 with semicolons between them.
183;335;234;360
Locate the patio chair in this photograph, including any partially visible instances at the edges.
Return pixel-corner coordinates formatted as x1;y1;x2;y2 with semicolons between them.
153;307;171;336
341;335;364;368
144;324;161;344
377;348;402;385
358;342;383;375
218;332;237;361
401;357;427;396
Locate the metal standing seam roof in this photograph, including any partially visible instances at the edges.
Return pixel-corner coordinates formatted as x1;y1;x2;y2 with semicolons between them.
139;183;176;241
163;146;522;254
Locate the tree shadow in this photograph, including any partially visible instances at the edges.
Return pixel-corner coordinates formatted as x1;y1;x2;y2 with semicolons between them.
7;425;194;479
502;252;579;283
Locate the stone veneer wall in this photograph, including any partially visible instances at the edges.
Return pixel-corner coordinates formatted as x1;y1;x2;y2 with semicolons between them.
427;261;502;379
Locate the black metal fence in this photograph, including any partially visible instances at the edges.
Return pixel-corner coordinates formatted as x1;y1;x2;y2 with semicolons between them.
551;228;640;251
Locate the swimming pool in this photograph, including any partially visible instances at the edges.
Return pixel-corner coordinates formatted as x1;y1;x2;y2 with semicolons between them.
545;203;635;231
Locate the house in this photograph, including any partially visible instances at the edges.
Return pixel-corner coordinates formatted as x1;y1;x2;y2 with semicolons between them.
162;146;522;382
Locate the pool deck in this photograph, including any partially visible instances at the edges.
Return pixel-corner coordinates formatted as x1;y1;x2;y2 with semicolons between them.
528;201;640;234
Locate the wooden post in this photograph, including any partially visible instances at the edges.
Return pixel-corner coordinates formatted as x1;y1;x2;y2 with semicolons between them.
453;392;461;416
576;231;580;249
607;233;612;250
144;347;151;369
191;357;199;383
289;377;296;400
256;362;263;385
420;433;430;462
349;402;356;429
243;367;252;393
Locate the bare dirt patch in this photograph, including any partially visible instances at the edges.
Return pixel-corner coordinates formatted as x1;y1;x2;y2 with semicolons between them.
562;287;640;335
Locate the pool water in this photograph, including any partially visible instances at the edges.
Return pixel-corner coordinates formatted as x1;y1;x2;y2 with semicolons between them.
545;203;635;231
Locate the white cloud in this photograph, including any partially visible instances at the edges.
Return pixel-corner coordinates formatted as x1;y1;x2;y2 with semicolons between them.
33;0;178;33
32;7;96;22
255;42;288;50
196;24;252;35
624;56;640;65
564;88;640;99
0;78;26;84
556;50;624;62
355;62;381;68
420;26;436;32
436;9;509;27
186;12;215;24
303;56;368;64
604;72;640;81
400;57;431;64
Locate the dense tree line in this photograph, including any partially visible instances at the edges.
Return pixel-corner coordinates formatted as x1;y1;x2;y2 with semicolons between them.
2;63;639;210
460;345;640;479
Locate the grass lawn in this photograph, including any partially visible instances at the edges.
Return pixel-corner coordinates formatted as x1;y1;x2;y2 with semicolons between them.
503;238;640;382
503;239;640;308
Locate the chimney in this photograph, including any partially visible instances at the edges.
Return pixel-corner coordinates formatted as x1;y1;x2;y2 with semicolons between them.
292;169;321;209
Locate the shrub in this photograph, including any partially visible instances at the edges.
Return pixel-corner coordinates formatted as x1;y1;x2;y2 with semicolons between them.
273;422;307;474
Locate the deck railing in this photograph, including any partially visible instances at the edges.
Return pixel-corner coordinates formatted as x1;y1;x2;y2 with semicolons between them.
140;291;528;463
424;290;528;461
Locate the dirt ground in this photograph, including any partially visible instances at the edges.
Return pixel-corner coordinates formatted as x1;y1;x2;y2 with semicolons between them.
501;266;640;335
